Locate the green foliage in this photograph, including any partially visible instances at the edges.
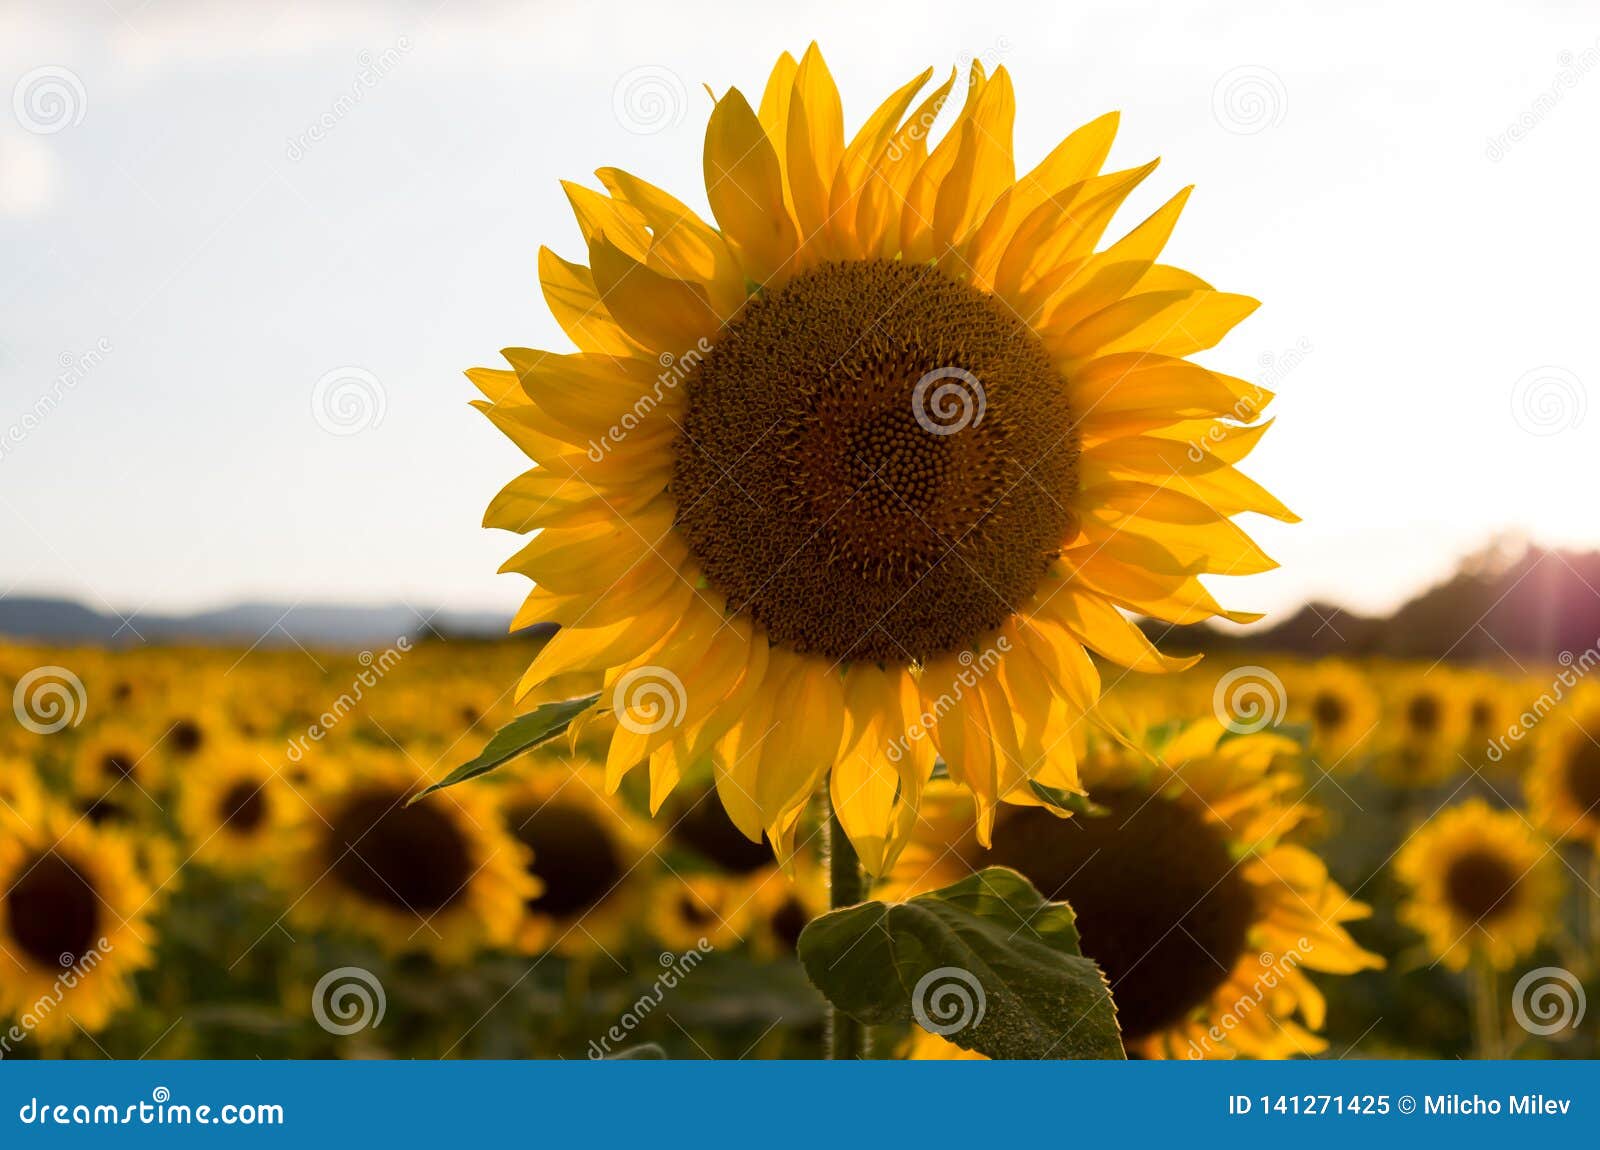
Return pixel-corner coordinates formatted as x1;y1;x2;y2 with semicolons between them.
797;867;1125;1060
409;694;601;802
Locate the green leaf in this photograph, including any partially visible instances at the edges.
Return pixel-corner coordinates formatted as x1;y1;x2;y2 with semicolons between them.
407;693;601;803
797;867;1124;1060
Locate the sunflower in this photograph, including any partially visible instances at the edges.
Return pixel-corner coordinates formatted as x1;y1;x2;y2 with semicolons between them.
1458;671;1520;770
0;801;156;1040
1527;697;1600;847
70;725;162;801
1395;799;1561;971
1291;660;1380;764
494;757;655;956
884;721;1380;1058
175;746;307;877
1380;669;1467;785
292;755;533;960
472;44;1287;872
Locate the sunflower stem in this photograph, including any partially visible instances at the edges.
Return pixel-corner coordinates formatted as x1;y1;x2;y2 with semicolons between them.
825;794;867;1060
1469;955;1503;1060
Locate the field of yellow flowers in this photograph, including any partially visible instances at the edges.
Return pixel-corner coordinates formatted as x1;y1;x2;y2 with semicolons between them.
2;638;1596;1060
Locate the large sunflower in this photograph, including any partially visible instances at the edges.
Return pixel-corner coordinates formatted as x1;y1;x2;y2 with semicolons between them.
1394;799;1561;971
473;45;1287;872
0;801;156;1041
884;721;1380;1058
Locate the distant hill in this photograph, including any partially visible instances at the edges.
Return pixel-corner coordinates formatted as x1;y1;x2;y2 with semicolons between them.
0;596;532;648
1149;542;1600;663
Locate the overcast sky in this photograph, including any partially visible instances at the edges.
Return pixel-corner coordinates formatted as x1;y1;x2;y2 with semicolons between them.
2;0;1597;625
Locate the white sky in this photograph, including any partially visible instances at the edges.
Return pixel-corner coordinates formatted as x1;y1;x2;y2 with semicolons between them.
2;0;1597;624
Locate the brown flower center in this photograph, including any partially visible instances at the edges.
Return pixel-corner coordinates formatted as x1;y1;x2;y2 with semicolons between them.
6;852;102;968
985;789;1256;1041
1564;737;1600;824
1442;848;1520;923
671;260;1076;664
324;786;473;914
218;780;269;835
509;800;624;918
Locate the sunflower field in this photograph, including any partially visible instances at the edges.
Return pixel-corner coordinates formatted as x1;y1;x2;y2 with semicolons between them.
4;38;1597;1066
2;638;1597;1060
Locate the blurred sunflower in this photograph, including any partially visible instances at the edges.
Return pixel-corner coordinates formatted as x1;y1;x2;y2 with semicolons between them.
1395;799;1560;971
658;787;797;944
1527;700;1600;848
1460;672;1518;767
473;44;1287;871
495;759;655;955
0;802;155;1040
1292;661;1379;763
70;725;161;800
176;748;306;876
293;757;533;960
1381;670;1466;785
884;721;1380;1058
